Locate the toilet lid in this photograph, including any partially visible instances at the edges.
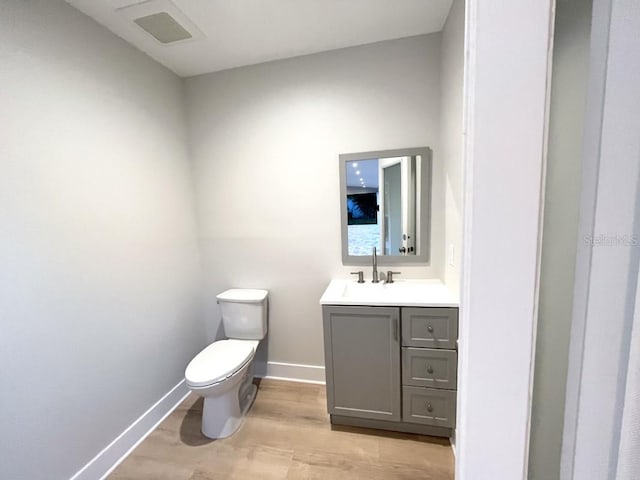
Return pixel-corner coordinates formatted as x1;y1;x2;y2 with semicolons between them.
216;288;268;303
185;340;255;387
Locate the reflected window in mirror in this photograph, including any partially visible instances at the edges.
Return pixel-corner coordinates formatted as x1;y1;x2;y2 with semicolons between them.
339;147;431;266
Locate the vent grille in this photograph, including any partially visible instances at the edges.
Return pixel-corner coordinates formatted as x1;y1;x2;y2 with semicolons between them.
133;12;192;44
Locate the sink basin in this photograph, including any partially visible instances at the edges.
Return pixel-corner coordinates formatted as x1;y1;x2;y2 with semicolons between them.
320;279;458;307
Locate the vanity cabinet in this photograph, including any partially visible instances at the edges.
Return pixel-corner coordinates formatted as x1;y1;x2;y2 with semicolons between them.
322;304;458;437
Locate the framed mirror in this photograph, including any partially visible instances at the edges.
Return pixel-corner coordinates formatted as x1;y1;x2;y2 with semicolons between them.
339;147;431;266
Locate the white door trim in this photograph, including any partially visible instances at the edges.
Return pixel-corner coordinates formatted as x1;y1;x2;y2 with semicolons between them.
456;0;554;478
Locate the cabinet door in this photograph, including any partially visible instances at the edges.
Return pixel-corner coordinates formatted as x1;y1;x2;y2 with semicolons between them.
323;306;401;421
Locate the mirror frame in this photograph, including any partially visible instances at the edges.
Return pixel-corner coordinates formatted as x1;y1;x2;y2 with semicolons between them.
339;147;432;266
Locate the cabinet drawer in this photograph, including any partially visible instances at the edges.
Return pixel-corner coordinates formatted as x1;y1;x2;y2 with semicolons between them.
402;348;457;389
402;386;456;428
401;308;458;349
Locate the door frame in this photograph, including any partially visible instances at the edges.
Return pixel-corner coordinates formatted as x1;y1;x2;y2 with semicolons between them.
379;156;415;255
456;0;554;478
560;0;640;478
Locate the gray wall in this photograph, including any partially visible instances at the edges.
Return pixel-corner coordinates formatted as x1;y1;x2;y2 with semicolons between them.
528;0;593;478
185;35;444;368
0;1;204;478
440;0;465;298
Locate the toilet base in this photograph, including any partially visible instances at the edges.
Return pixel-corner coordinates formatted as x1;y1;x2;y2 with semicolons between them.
200;374;258;439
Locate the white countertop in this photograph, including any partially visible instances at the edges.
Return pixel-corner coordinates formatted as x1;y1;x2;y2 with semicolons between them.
319;278;459;307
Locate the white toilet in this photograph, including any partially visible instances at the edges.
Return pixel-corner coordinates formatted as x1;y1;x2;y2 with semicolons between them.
185;288;268;439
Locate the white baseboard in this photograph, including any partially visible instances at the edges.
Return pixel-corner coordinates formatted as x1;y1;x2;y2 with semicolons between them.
70;379;190;480
69;362;323;479
258;361;326;384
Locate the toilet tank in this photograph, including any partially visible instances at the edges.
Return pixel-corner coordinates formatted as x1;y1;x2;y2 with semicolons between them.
216;289;268;340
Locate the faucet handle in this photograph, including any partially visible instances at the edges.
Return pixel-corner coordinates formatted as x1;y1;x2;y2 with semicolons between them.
386;271;401;283
350;271;365;284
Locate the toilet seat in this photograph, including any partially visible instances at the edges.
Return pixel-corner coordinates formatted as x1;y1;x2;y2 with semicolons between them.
185;340;256;388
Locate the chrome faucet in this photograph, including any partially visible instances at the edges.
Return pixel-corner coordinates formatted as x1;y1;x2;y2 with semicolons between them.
372;246;380;283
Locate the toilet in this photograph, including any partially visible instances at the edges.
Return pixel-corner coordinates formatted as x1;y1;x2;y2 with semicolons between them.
185;288;268;439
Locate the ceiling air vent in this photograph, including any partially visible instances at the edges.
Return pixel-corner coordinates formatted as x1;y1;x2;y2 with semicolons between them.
133;12;192;44
117;0;203;45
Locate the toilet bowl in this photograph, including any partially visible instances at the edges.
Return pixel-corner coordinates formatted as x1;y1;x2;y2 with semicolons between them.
185;288;268;439
185;339;259;438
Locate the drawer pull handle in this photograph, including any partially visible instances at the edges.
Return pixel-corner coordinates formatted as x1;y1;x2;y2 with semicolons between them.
427;365;434;374
427;325;434;333
427;403;433;412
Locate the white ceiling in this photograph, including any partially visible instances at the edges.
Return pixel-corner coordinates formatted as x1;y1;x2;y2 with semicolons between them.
346;159;378;190
67;0;453;77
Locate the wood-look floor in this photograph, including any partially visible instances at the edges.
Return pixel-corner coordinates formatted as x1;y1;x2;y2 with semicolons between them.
110;379;454;480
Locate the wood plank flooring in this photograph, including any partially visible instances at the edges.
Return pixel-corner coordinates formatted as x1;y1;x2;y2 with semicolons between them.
110;379;454;479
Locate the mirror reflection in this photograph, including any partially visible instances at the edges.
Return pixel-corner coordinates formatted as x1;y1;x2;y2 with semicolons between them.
340;147;431;266
346;156;417;256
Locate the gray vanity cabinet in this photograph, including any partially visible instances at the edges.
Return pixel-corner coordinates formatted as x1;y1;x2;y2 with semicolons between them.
323;304;458;437
322;306;401;421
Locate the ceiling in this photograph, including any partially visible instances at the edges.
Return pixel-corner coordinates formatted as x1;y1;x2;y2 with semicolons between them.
67;0;453;77
346;159;378;190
